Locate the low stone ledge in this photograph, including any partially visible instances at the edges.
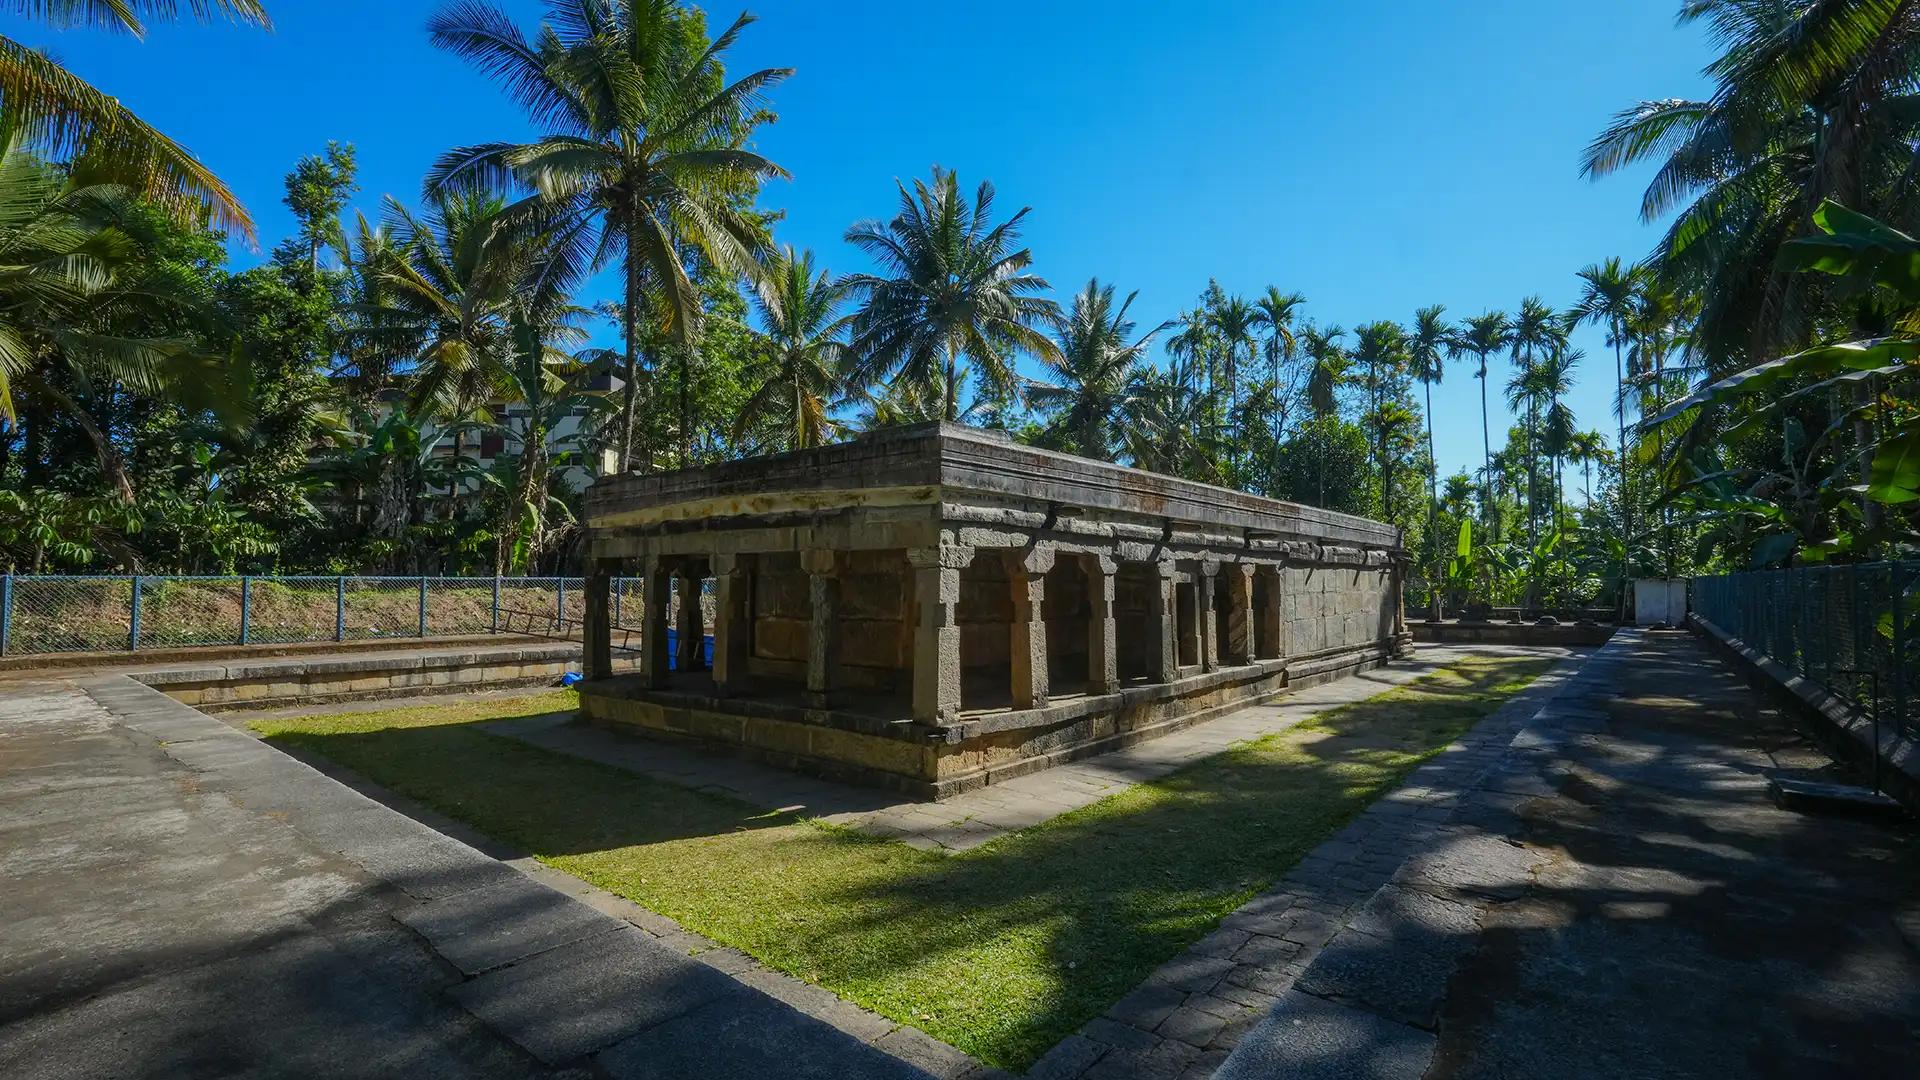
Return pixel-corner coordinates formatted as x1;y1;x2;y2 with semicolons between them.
1689;614;1919;811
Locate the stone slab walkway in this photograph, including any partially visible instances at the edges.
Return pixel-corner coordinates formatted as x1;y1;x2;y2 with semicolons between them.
0;676;948;1079
490;644;1575;853
1217;629;1920;1080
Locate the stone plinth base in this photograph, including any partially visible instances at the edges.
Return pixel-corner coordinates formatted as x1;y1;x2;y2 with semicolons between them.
579;640;1402;800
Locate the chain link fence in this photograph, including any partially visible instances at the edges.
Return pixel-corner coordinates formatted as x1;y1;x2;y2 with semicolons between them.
0;574;611;657
1691;561;1918;737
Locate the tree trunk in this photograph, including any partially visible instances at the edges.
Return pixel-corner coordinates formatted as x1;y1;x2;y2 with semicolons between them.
33;378;135;506
1614;329;1631;621
679;345;691;467
620;207;642;473
1478;358;1493;534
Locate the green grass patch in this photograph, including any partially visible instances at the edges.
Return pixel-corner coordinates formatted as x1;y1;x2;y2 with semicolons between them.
253;656;1551;1068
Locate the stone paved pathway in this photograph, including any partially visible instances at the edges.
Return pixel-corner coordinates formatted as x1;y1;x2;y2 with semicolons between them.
0;676;945;1079
490;644;1575;853
1217;629;1920;1080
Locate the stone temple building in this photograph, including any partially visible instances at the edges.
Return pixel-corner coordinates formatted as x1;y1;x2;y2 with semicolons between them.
577;422;1410;799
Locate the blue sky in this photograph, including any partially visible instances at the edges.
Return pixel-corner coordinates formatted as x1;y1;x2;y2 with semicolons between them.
31;0;1712;490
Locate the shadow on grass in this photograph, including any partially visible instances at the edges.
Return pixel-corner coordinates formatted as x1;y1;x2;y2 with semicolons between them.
257;655;1553;1069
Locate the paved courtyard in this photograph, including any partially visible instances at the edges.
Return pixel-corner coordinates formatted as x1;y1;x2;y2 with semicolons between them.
3;631;1915;1078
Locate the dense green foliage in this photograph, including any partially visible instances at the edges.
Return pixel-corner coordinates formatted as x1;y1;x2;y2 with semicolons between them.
5;0;1914;601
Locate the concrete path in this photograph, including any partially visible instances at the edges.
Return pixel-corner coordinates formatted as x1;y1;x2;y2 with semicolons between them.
1218;629;1920;1080
491;644;1576;853
0;676;943;1079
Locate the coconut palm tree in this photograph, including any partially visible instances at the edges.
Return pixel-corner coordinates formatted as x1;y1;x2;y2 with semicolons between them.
427;0;791;471
0;0;266;238
1028;278;1170;460
739;246;850;453
1582;0;1920;367
1454;310;1509;526
0;143;237;507
1119;352;1217;482
841;168;1062;420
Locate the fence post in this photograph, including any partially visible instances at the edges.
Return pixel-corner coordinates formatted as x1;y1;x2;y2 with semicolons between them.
418;576;429;638
0;574;11;656
555;578;566;634
491;575;502;634
613;576;623;628
128;575;142;652
239;576;252;646
335;576;347;642
1894;561;1910;737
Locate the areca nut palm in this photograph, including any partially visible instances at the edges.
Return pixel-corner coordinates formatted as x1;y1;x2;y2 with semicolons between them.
1207;291;1259;454
427;0;792;472
841;167;1063;421
1298;323;1346;506
1;0;266;239
741;245;851;453
1027;277;1171;460
1409;304;1451;573
1252;286;1307;459
1507;296;1562;543
1455;310;1509;524
1573;257;1639;608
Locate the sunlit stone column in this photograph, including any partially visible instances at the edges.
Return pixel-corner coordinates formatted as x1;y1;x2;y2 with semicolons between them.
1151;560;1178;683
637;553;671;688
674;562;706;673
1082;553;1118;695
1198;561;1219;673
1010;546;1054;710
801;549;839;708
1225;562;1255;665
583;557;615;681
909;544;972;723
711;553;752;691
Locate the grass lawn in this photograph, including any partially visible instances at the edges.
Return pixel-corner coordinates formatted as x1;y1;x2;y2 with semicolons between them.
252;654;1552;1068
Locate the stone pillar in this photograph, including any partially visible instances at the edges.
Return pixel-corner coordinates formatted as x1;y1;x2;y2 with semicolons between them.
801;549;838;708
1258;566;1285;660
1198;561;1219;672
1391;556;1410;653
637;554;671;688
1225;562;1255;665
1009;546;1054;710
1082;553;1118;695
583;557;615;681
673;562;706;673
1151;560;1178;683
711;553;752;690
908;545;972;723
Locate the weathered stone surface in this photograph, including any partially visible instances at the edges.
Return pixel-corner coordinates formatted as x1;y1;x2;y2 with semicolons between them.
1214;991;1435;1080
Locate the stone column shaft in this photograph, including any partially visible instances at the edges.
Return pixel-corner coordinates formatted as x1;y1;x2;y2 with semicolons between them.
637;554;671;688
909;545;972;723
1009;547;1054;710
1199;564;1219;672
711;553;752;690
1226;563;1255;665
1152;562;1178;683
802;549;838;707
583;557;614;681
1084;554;1118;695
673;564;706;673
